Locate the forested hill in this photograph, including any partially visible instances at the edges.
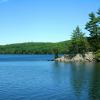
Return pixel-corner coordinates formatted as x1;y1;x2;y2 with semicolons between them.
0;41;71;54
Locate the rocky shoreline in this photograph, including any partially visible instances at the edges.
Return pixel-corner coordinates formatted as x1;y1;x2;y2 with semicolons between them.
55;52;95;62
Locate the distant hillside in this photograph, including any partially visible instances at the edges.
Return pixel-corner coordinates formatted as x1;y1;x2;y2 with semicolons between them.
0;41;71;54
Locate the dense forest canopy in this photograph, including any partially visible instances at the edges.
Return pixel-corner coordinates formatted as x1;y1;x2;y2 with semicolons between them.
0;41;71;54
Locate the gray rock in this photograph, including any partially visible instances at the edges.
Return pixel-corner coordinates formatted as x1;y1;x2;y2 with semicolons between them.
55;52;95;62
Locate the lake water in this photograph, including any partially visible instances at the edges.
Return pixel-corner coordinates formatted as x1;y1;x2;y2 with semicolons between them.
0;55;100;100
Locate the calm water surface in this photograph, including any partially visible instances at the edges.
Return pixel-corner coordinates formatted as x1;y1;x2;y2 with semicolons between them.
0;55;100;100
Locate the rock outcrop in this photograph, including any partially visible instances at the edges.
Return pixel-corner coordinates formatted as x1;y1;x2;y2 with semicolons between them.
55;52;95;62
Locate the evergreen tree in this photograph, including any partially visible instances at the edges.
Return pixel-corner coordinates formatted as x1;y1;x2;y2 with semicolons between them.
97;8;100;40
85;11;100;51
70;26;89;54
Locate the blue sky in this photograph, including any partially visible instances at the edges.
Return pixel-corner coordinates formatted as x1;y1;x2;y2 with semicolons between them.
0;0;100;44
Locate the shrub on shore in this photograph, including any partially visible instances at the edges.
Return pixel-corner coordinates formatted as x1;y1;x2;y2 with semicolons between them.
95;50;100;62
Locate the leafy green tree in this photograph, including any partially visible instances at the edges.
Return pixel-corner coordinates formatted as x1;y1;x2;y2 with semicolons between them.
97;8;100;40
70;26;89;54
85;11;100;51
52;45;59;59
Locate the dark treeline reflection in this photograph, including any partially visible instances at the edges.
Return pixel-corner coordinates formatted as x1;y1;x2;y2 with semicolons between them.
89;63;100;100
70;63;86;98
51;62;100;100
70;63;100;100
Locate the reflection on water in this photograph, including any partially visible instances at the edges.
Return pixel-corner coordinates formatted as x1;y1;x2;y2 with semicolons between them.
70;63;86;98
51;62;100;100
89;63;100;100
0;57;100;100
70;63;94;100
52;62;70;84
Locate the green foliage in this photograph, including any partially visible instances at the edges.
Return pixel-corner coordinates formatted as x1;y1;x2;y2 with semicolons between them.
95;49;100;61
52;45;59;58
85;9;100;51
69;26;90;54
0;41;70;54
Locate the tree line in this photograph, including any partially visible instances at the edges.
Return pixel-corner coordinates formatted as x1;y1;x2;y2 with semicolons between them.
0;8;100;60
0;42;69;54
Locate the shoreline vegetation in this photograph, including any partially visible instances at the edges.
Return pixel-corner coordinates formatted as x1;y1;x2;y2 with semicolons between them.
55;8;100;62
0;41;69;54
0;8;100;62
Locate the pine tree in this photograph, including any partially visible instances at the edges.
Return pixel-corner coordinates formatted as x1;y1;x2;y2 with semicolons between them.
85;11;100;51
71;26;89;54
